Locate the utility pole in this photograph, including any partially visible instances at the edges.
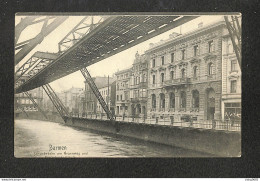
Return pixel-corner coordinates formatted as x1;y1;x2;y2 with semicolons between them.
108;75;110;110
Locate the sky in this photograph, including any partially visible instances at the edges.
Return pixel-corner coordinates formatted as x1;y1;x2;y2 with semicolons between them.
15;14;224;93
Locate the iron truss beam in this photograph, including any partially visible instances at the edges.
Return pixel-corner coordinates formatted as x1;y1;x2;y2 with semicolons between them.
15;16;68;65
80;67;115;121
24;91;48;119
42;84;69;121
224;15;241;69
16;103;29;117
58;16;107;54
16;15;198;93
15;52;58;89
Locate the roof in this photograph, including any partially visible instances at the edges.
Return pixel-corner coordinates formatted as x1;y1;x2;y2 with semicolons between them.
146;20;226;53
115;67;132;75
92;77;116;89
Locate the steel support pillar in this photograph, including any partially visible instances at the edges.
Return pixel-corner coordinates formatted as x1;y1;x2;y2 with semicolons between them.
17;104;29;117
80;67;115;121
224;15;241;69
42;84;69;121
24;91;48;119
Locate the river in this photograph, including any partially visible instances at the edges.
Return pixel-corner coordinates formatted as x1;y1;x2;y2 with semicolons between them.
14;119;212;157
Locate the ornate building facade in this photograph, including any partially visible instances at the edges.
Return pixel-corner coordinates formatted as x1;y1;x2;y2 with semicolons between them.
129;52;148;118
115;68;131;117
146;21;226;122
221;31;241;120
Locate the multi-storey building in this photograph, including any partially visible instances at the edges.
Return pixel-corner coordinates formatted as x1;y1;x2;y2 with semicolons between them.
15;87;43;112
85;76;116;115
129;52;149;118
115;68;131;116
60;87;84;114
221;31;241;120
146;21;226;122
96;80;116;116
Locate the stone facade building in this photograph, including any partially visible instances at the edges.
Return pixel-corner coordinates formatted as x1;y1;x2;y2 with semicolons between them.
96;80;116;116
145;21;226;122
85;76;116;115
15;87;43;112
221;31;241;120
129;52;149;118
115;68;131;117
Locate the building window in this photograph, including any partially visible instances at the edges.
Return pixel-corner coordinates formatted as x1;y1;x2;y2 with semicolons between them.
117;95;119;101
208;40;213;53
231;60;237;71
152;75;156;84
169;92;175;108
194;45;199;56
181;68;186;78
193;66;198;77
152;59;155;68
224;103;241;120
181;49;185;60
161;73;164;83
192;90;200;108
120;95;123;100
161;56;164;65
117;84;119;90
160;93;165;108
171;53;174;63
152;94;156;109
231;80;237;93
208;62;213;75
170;71;174;80
180;91;186;108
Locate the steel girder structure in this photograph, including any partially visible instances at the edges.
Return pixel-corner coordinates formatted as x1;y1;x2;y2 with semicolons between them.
58;16;107;54
15;52;59;89
80;67;115;121
224;15;241;69
42;84;69;121
24;91;48;119
15;15;198;93
16;103;29;117
15;16;68;65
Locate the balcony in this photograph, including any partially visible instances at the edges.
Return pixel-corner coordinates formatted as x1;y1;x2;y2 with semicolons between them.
159;108;165;112
191;107;199;112
168;108;175;112
164;77;191;87
130;96;147;103
130;82;148;89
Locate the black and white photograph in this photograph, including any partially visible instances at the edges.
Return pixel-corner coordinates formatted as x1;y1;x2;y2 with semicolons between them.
14;14;242;158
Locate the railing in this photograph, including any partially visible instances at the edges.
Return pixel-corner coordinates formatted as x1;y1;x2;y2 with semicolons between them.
69;113;241;132
164;77;191;86
130;82;148;89
168;108;175;112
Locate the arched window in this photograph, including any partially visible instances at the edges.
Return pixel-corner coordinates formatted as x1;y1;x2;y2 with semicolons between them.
192;90;200;108
180;91;186;108
170;71;174;80
169;92;175;108
151;94;156;109
117;84;119;90
160;93;165;108
161;73;164;83
193;66;198;77
208;62;213;75
181;69;186;78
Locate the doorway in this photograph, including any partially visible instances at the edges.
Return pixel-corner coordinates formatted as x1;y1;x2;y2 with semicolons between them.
206;88;215;120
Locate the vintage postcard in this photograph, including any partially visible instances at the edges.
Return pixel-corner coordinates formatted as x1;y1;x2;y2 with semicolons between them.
14;13;241;157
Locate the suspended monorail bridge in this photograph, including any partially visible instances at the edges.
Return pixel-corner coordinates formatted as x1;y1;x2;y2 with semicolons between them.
15;15;198;93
